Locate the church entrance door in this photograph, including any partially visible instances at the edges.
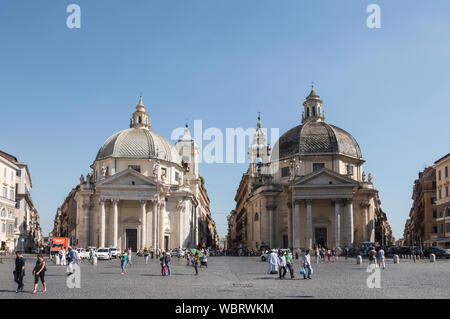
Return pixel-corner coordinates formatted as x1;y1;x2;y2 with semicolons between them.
126;229;137;252
315;227;327;248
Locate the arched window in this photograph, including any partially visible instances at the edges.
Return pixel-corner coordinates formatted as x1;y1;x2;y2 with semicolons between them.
254;213;259;221
306;107;310;117
138;116;142;124
312;107;316;116
1;208;6;217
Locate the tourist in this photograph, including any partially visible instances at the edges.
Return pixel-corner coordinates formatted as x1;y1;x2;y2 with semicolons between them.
377;247;386;269
194;252;200;275
13;251;25;293
327;249;332;263
160;252;167;276
285;250;295;279
143;248;149;264
150;246;154;259
120;250;127;274
267;249;279;274
59;247;66;266
278;251;287;279
368;247;377;267
345;247;349;260
201;253;208;268
186;252;191;266
301;249;312;280
165;252;172;276
32;254;47;294
314;246;320;264
127;248;132;267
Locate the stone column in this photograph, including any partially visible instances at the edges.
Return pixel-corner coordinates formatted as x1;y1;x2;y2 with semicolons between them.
346;199;354;247
294;201;301;249
112;199;119;248
152;200;157;248
99;199;106;248
334;200;341;248
306;200;312;249
140;200;147;249
267;204;276;248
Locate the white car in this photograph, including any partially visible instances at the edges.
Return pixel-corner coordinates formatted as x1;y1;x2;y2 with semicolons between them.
261;251;269;261
109;247;120;258
95;248;111;260
77;248;90;259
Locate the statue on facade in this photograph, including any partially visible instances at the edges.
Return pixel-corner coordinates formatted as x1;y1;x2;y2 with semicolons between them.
368;173;373;183
153;161;160;178
80;174;85;184
289;158;296;181
100;166;107;179
362;171;366;182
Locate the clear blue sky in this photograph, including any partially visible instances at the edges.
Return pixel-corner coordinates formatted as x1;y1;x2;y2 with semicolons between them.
1;0;449;240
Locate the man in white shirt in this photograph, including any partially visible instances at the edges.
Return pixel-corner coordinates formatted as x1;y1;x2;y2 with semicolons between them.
377;248;386;269
302;249;312;279
59;248;66;266
267;249;279;274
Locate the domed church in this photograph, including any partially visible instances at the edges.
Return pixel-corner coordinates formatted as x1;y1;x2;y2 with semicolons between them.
228;86;392;251
53;97;219;251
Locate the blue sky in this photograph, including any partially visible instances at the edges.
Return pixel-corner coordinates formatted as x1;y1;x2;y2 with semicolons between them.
1;0;449;240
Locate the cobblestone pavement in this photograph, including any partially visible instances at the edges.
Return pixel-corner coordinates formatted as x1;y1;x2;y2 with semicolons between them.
1;255;449;299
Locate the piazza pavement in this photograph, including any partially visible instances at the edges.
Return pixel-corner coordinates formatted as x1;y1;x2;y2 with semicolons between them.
0;254;449;299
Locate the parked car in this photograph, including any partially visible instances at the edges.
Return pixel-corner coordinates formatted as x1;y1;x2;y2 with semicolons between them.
424;246;450;259
260;251;269;261
109;247;120;258
95;248;111;260
77;248;90;259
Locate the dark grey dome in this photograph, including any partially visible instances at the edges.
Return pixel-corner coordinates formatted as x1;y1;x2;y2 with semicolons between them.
273;121;362;160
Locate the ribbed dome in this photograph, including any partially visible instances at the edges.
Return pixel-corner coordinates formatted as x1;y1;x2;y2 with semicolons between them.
95;127;181;164
274;121;362;160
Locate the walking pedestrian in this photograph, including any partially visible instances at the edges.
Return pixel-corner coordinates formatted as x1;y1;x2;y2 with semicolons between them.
314;246;320;264
150;247;154;259
13;251;25;293
59;247;66;266
377;247;386;269
160;252;167;276
285;251;295;279
32;254;47;294
120;250;127;274
278;251;287;279
194;252;200;275
267;249;279;274
368;247;377;267
144;248;149;264
302;249;312;279
127;248;132;267
186;252;191;266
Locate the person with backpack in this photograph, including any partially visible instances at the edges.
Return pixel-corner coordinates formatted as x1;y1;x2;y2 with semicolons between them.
32;254;47;294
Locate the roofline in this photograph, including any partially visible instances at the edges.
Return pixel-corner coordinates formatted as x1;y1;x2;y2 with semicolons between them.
434;153;450;165
0;150;18;163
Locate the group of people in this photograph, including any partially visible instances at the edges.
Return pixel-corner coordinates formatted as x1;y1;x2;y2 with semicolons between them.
13;251;47;294
314;245;338;264
368;246;386;269
267;249;313;280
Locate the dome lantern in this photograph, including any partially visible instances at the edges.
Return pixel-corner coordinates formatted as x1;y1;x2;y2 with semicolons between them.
302;83;325;123
130;96;150;129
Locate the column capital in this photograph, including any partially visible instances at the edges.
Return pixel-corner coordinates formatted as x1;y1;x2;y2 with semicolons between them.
306;199;312;205
140;200;147;206
99;198;106;205
111;198;120;205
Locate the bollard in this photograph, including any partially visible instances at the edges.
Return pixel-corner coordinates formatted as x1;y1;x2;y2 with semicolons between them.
393;255;399;264
356;255;362;264
93;256;98;266
430;254;436;263
55;254;60;265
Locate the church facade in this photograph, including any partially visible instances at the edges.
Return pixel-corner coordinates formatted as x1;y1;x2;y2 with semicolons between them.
53;97;218;251
227;87;392;251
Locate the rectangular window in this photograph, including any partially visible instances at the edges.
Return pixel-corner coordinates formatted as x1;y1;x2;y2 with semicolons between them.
10;171;13;182
16;169;21;177
1;223;5;233
8;224;13;234
438;170;442;180
438;224;443;234
14;218;17;228
128;165;141;173
446;166;449;178
175;171;180;182
281;167;290;178
161;167;167;179
433;210;437;218
446;223;450;233
2;187;7;198
433;226;438;233
3;168;6;178
446;186;449;197
439;189;442;200
10;190;14;201
431;197;436;205
313;163;325;172
15;200;20;209
346;164;354;175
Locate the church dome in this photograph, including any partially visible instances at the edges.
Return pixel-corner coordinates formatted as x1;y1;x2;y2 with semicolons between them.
95;128;181;164
272;87;362;161
274;121;362;160
95;97;181;164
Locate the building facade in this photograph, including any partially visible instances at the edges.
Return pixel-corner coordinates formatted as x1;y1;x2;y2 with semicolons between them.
228;87;392;251
0;150;42;253
53;97;218;251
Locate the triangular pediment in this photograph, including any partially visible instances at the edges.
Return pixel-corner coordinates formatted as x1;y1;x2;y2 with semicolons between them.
96;168;158;188
294;168;357;187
